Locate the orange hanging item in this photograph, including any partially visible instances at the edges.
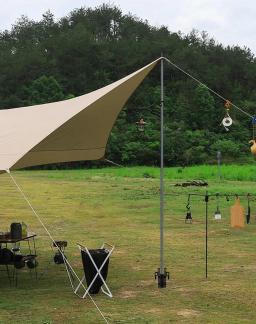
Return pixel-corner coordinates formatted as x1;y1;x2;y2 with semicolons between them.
230;197;244;229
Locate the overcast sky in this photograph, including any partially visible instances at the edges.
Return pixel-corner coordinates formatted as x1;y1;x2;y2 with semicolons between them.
1;0;256;54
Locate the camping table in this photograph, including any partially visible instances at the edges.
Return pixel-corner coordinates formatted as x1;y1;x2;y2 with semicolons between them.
0;232;37;286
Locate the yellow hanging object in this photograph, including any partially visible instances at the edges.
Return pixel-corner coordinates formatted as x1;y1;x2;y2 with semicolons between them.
249;140;256;155
230;197;244;229
22;222;27;237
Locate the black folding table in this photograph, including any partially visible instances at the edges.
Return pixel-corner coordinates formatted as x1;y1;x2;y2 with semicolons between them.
0;232;37;286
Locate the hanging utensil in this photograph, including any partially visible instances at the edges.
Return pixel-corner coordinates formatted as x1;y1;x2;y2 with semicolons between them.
185;194;192;224
246;194;251;224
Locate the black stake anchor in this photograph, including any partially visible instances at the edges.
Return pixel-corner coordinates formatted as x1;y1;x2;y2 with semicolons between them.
155;268;169;288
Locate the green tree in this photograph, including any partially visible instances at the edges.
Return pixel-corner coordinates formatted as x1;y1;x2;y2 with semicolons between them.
192;85;215;129
22;75;66;105
0;4;255;165
210;139;241;158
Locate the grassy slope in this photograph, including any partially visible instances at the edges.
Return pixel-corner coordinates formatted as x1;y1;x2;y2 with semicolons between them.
0;165;256;323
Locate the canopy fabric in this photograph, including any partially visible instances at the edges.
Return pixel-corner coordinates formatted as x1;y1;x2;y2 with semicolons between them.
0;58;160;172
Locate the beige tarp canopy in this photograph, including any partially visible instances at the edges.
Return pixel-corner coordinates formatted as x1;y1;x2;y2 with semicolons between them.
0;58;160;172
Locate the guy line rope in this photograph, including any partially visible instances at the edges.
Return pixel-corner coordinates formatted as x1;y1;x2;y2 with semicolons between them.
164;57;253;119
6;169;109;324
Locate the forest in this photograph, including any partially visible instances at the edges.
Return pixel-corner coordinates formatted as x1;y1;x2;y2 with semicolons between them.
0;4;255;166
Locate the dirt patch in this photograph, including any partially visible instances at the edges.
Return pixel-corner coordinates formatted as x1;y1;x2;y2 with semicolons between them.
137;280;153;287
177;309;200;318
119;290;138;299
126;204;152;209
144;307;162;315
114;250;126;256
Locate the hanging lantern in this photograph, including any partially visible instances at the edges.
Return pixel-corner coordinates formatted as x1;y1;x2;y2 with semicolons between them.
214;207;222;220
214;193;221;220
136;118;146;132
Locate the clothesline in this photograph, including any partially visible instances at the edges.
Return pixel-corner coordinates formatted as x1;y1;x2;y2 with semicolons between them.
165;192;256;198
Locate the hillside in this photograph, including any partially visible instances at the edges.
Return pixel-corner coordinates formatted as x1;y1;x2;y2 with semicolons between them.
0;4;255;165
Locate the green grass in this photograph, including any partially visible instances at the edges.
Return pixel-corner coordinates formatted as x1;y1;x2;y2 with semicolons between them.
0;165;256;323
41;164;256;182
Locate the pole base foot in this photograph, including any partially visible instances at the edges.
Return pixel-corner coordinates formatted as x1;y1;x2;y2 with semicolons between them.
155;268;169;288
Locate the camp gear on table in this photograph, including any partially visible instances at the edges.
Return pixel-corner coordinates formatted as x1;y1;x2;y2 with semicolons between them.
0;248;14;264
0;233;38;286
10;223;22;240
22;222;28;237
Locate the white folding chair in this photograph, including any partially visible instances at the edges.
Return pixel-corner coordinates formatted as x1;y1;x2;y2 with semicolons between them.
72;243;114;299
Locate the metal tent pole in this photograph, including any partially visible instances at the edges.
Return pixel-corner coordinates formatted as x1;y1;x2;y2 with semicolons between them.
160;56;164;275
217;151;222;180
155;56;169;288
205;191;209;279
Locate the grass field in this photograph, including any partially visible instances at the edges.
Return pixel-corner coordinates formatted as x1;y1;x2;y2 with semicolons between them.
0;165;256;323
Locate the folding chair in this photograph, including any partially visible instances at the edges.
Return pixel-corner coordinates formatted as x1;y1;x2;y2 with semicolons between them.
72;243;114;299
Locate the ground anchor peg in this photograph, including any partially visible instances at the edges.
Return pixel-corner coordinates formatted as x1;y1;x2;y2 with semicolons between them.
155;268;169;288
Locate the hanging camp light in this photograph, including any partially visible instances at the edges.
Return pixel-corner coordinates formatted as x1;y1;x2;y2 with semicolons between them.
136;118;146;132
214;193;222;220
221;100;233;131
249;116;256;154
185;194;192;223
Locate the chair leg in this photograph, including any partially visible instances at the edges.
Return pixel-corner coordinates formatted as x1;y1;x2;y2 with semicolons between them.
74;275;86;294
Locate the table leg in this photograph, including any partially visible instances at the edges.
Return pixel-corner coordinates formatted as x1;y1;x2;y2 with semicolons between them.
5;265;12;286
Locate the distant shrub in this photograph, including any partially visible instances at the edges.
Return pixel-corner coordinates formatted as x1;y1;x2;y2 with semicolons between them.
143;172;154;178
210;140;240;157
